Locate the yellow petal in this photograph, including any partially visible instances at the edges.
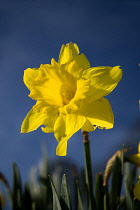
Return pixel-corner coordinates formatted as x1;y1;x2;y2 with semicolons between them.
29;64;77;107
78;98;114;129
58;42;79;64
21;108;48;133
69;78;90;109
29;86;63;107
21;105;58;133
51;58;60;69
82;66;122;102
66;60;83;79
58;43;90;69
28;65;63;106
134;179;140;200
33;101;49;112
54;114;86;156
74;53;90;69
138;142;140;153
127;154;140;166
56;139;68;157
41;114;58;133
82;119;96;132
24;68;39;90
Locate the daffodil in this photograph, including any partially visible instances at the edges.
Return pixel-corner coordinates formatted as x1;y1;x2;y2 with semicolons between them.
126;142;140;166
21;43;122;156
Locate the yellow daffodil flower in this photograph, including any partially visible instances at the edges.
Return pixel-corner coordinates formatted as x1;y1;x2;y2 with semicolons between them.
21;43;122;156
126;142;140;166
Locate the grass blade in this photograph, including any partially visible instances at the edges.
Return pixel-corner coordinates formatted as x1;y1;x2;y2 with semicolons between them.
76;181;84;210
60;174;71;210
133;199;140;210
124;163;133;210
95;173;104;210
49;176;62;210
110;157;122;210
103;185;110;210
12;163;22;210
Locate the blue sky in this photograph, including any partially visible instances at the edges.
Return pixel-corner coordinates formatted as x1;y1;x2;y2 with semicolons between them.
0;0;140;183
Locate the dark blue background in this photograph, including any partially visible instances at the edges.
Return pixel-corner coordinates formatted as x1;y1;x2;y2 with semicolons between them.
0;0;140;185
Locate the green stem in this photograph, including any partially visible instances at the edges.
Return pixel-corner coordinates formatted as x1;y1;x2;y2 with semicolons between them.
82;130;95;210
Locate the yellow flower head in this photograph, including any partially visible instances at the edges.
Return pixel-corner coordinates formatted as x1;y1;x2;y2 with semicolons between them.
126;142;140;166
21;43;122;156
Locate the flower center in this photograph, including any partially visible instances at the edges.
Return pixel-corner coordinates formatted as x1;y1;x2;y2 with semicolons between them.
62;89;76;105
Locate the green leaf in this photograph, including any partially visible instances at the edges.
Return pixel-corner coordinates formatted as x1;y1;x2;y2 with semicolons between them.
23;182;32;210
39;143;49;179
0;197;2;210
103;185;110;210
76;181;84;210
60;174;71;210
133;198;140;210
0;172;12;203
31;202;37;210
95;173;104;210
110;157;122;210
124;163;134;210
49;176;62;210
12;162;23;210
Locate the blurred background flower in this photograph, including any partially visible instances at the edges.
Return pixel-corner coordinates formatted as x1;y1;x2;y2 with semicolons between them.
126;143;140;166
